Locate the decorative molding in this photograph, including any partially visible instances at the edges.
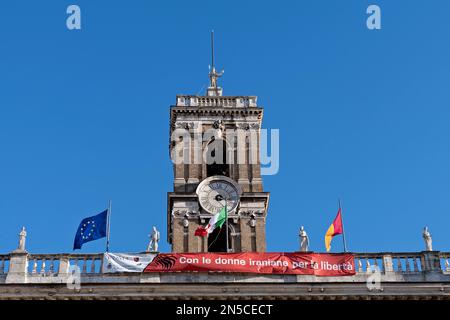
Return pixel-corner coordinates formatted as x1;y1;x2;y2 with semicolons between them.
236;123;260;130
175;122;196;130
238;209;265;217
171;109;263;120
172;209;199;217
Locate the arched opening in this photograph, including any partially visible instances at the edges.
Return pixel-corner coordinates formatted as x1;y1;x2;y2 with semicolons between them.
208;225;228;252
205;138;230;177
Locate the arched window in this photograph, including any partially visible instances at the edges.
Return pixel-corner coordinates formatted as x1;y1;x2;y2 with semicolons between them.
208;225;229;252
205;138;230;177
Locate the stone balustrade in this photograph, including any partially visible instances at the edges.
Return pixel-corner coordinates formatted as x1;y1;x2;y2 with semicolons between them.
0;255;9;275
176;95;258;108
27;254;103;276
1;251;449;285
355;252;424;273
440;252;450;274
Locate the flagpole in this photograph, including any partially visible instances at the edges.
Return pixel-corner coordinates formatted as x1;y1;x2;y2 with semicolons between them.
225;199;229;253
106;200;112;252
226;207;229;253
339;199;348;252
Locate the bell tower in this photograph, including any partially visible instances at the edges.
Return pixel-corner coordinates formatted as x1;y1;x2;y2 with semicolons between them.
167;32;270;253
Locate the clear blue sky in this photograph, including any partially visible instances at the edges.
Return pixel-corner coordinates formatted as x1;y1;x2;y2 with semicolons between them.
0;0;449;254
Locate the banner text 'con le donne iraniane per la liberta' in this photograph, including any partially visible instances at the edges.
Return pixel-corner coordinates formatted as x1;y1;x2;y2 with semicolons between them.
144;252;355;276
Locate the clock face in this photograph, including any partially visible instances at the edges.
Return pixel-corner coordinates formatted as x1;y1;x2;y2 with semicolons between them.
196;176;242;215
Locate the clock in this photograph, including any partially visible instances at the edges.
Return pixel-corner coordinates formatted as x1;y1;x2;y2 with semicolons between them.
196;176;242;215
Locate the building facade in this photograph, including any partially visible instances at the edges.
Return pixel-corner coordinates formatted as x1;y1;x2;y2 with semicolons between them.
167;65;269;253
1;40;449;301
1;251;450;300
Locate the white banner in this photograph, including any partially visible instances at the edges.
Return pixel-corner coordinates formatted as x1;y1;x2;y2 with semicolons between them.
102;252;156;273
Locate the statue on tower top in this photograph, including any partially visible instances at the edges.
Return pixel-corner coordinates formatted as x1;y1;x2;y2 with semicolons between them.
209;66;224;90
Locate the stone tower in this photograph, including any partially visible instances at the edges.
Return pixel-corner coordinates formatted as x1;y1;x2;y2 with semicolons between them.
167;36;270;253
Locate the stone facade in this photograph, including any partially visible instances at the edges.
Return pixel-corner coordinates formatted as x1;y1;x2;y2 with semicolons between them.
168;95;270;253
1;252;450;300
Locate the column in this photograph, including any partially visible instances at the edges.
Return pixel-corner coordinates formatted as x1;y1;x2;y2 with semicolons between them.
188;129;202;191
239;218;252;252
237;130;250;192
250;130;263;192
188;220;200;253
171;218;185;252
255;218;266;252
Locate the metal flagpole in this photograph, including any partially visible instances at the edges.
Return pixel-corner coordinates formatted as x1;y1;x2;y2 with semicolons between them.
208;195;229;252
211;30;214;70
339;199;348;252
106;200;112;252
218;194;229;253
225;202;229;253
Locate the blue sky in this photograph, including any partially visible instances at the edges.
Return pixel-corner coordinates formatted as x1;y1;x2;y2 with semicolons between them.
0;0;449;254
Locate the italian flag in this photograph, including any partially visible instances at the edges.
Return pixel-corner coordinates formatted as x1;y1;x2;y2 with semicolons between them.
195;206;227;237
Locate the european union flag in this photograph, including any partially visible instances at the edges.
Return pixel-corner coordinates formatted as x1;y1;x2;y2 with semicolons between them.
73;210;108;250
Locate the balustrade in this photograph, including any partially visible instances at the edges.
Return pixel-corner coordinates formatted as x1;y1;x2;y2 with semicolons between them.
0;255;10;275
1;252;449;284
354;253;423;273
440;253;450;273
176;95;257;108
27;254;103;276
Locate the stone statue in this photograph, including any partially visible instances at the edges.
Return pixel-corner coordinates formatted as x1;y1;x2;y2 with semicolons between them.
209;67;224;89
422;227;433;251
147;226;160;252
18;227;27;251
299;226;309;252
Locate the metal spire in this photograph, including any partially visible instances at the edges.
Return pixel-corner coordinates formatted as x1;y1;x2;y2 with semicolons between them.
211;30;215;72
208;30;224;95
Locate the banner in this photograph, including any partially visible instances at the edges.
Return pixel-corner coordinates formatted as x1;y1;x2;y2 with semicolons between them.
144;252;355;276
103;252;156;273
